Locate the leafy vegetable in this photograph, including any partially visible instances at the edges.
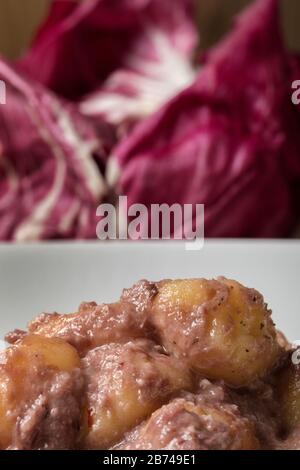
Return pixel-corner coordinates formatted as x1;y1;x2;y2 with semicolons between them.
0;59;111;241
80;0;197;129
19;0;197;126
109;0;300;237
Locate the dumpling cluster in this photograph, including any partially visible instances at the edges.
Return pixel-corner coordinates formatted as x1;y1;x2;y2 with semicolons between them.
0;278;298;450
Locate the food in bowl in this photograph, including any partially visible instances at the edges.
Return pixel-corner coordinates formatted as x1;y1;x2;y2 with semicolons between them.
0;277;299;450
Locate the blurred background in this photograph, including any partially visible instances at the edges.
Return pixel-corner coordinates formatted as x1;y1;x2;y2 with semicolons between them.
0;0;299;241
0;0;300;59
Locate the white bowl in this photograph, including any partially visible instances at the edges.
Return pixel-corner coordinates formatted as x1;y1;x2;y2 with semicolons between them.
0;240;299;342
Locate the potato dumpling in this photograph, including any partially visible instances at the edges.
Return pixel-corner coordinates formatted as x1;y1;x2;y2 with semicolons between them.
7;300;153;357
151;278;281;386
15;334;81;371
6;281;158;356
0;335;82;449
116;394;259;450
82;339;192;449
276;360;300;433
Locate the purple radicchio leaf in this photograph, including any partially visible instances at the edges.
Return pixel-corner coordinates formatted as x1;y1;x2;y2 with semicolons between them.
108;0;300;238
0;58;111;241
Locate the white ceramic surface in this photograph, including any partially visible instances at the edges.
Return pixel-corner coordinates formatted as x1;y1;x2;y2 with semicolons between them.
0;240;299;343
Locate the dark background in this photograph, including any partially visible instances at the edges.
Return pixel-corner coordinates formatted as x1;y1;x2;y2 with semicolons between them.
0;0;299;60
